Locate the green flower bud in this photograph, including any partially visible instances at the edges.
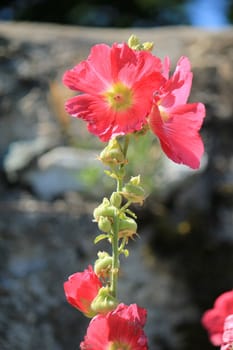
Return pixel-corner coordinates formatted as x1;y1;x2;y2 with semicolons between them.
142;41;154;51
94;251;113;278
130;175;141;186
93;198;116;221
118;216;137;239
91;287;118;314
121;177;145;205
98;216;112;233
99;139;126;166
110;192;122;208
127;34;140;49
128;35;154;52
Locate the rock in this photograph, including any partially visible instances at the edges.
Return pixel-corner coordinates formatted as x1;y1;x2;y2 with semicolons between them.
2;137;58;182
23;147;101;200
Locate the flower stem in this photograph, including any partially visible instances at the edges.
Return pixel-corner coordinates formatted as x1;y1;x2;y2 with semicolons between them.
111;135;130;298
111;212;120;298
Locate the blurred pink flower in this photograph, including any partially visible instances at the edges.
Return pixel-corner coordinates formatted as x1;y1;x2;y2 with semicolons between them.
221;314;233;350
202;290;233;346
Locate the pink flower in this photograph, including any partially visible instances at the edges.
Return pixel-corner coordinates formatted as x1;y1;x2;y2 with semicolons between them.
80;303;148;349
148;56;206;169
64;266;102;317
63;42;164;141
221;315;233;350
202;290;233;346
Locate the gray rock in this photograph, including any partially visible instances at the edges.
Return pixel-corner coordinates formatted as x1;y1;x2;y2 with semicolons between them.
23;147;101;200
3;137;58;181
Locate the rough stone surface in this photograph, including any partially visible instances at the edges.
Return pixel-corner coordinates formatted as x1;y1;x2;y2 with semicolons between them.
0;22;232;350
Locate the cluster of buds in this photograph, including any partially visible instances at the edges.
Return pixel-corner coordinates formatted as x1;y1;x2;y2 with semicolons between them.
93;192;138;242
128;34;154;52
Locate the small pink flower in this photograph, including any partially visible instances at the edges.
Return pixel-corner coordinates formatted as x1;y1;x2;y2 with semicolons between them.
149;56;206;169
64;266;102;317
63;42;164;141
221;315;233;350
202;290;233;346
80;303;148;349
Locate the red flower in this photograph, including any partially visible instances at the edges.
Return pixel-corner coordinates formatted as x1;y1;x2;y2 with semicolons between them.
64;266;102;317
221;315;233;350
202;290;233;346
148;56;206;169
80;303;148;349
63;43;164;141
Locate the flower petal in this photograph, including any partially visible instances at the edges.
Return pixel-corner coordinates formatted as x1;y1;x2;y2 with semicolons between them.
63;44;112;94
80;304;148;350
161;56;193;108
65;94;115;141
110;43;163;86
149;103;206;169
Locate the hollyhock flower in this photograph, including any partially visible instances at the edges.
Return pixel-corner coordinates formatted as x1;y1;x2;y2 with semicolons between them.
221;315;233;350
63;42;165;141
202;290;233;346
80;303;148;349
64;266;102;317
148;56;206;169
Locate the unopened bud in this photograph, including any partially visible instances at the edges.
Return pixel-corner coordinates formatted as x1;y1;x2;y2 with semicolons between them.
128;34;140;49
99;139;126;166
128;35;154;52
93;198;116;221
98;216;112;233
110;192;122;208
94;251;113;278
142;41;154;51
130;175;141;185
118;216;137;239
121;177;145;205
91;287;118;314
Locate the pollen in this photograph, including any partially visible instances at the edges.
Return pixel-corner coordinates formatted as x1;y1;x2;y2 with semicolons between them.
104;82;133;112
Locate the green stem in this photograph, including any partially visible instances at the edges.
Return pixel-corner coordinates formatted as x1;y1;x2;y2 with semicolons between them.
111;212;119;298
117;135;130;192
111;135;130;297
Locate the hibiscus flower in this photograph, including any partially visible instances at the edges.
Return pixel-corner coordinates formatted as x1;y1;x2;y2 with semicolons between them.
148;56;206;169
64;266;102;318
202;290;233;346
80;303;148;350
63;42;164;141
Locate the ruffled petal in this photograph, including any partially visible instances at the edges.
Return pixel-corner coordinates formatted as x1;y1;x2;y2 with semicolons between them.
65;94;116;141
63;44;112;94
160;56;193;108
111;43;163;86
80;315;109;350
149;103;206;169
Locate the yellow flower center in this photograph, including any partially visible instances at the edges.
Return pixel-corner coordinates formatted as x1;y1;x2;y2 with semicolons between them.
108;341;130;350
158;105;170;122
104;82;133;112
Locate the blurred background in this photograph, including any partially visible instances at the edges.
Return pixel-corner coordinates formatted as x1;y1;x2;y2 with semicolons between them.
0;0;233;28
0;1;233;350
